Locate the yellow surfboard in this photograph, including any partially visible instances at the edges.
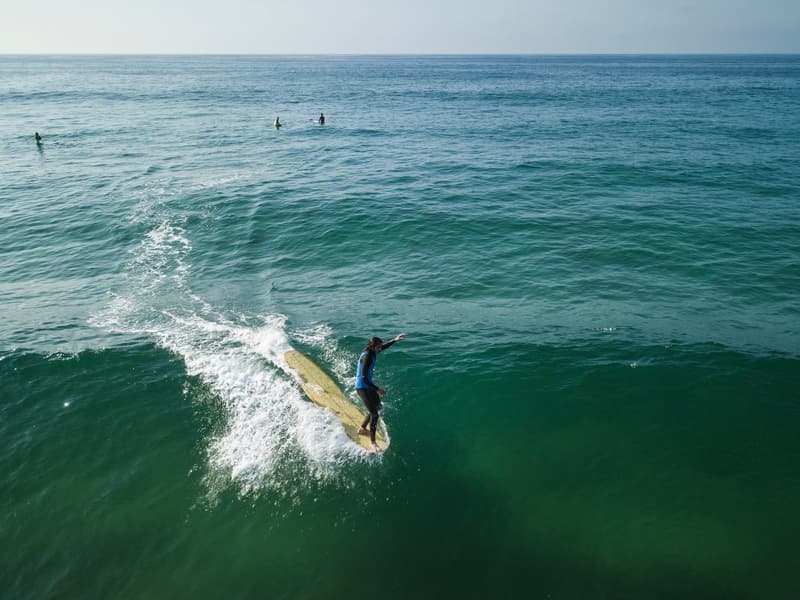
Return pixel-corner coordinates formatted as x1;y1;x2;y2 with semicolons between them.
284;350;388;451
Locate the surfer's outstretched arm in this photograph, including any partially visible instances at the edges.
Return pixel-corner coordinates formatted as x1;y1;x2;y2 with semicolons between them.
379;333;406;352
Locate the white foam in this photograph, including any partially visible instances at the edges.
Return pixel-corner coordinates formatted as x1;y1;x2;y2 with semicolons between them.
91;220;371;499
196;172;245;189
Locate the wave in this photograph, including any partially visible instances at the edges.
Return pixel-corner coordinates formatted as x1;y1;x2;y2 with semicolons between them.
90;220;373;499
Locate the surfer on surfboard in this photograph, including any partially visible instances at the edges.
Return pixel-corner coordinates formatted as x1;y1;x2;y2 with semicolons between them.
355;333;406;452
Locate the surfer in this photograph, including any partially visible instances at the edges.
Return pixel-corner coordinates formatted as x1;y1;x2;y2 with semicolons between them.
274;116;281;128
355;333;406;452
35;132;42;145
318;113;325;125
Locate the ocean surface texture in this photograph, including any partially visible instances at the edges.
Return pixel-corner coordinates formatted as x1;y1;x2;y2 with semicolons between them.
2;55;799;599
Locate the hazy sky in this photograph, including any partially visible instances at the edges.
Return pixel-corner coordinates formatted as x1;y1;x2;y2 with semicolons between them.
2;0;799;54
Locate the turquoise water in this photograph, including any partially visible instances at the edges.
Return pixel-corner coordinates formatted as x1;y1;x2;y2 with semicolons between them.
2;55;800;598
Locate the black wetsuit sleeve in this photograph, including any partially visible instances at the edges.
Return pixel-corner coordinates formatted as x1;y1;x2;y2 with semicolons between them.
360;352;379;391
379;339;398;352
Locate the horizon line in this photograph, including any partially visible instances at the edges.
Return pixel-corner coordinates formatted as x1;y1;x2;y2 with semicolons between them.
2;51;799;57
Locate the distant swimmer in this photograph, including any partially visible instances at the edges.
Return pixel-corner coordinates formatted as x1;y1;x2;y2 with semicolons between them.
35;132;42;145
318;113;325;125
274;116;281;129
355;333;406;452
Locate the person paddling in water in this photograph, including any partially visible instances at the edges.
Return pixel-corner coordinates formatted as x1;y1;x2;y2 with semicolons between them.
355;333;406;452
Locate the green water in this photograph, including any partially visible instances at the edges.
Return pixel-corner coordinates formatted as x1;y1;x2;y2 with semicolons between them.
2;55;799;598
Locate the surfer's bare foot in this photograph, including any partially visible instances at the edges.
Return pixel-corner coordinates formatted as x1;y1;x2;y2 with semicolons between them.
369;442;382;453
357;427;369;435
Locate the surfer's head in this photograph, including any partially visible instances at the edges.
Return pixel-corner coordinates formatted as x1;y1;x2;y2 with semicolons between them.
365;336;383;352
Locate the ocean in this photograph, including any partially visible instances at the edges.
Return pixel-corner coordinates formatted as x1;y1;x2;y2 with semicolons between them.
1;54;799;599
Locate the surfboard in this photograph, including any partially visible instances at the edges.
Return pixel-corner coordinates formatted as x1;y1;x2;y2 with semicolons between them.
284;350;388;451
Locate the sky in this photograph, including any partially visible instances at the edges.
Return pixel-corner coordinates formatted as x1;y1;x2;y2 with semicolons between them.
1;0;799;54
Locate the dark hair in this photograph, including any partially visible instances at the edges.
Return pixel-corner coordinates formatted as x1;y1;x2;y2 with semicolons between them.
364;336;382;352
